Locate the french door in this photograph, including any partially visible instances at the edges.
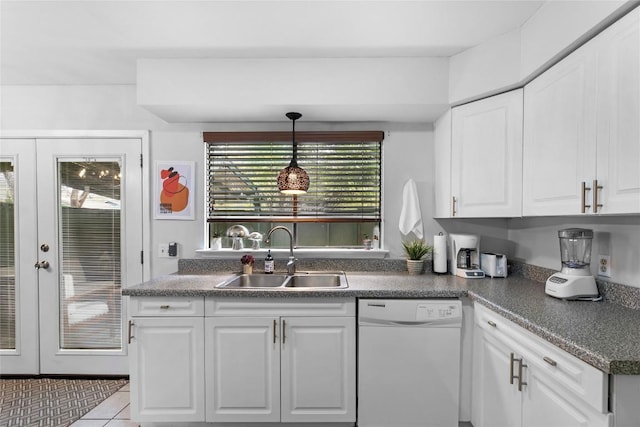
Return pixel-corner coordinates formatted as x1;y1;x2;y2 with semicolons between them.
0;136;144;374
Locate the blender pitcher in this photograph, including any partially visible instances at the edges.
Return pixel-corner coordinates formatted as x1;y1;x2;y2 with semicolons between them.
559;228;593;273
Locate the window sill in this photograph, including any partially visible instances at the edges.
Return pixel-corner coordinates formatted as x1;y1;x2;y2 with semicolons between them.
195;248;389;260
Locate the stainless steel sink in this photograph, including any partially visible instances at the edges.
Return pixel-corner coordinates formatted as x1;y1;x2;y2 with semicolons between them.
216;271;348;289
283;272;348;288
216;274;289;288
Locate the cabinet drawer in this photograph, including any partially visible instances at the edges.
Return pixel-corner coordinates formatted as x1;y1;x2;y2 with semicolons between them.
474;303;608;413
205;297;355;317
130;296;204;317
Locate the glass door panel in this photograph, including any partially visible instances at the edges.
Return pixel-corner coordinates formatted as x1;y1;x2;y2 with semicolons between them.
58;160;122;350
0;139;39;374
0;160;16;350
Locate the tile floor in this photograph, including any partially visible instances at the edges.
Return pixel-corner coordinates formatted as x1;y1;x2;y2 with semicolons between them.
69;383;139;427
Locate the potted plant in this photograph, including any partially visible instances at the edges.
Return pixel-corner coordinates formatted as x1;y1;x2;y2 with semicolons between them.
402;239;432;275
241;254;255;274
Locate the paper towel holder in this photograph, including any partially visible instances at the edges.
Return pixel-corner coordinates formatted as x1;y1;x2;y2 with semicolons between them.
433;232;448;275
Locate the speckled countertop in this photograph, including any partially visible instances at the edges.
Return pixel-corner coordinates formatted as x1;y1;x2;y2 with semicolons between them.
123;270;640;375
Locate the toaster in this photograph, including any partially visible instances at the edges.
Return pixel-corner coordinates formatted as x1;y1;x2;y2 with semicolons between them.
481;253;508;278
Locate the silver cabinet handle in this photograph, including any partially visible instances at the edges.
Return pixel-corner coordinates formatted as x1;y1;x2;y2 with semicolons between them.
593;179;603;213
487;320;497;328
510;353;527;391
128;320;134;344
543;356;557;367
452;196;458;217
581;181;592;213
282;319;286;346
273;319;277;344
159;305;170;309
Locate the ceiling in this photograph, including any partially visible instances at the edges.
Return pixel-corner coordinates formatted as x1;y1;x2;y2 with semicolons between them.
1;1;544;86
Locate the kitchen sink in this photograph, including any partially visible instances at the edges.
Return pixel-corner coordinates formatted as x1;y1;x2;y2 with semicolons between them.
217;274;289;288
216;271;348;289
283;272;348;288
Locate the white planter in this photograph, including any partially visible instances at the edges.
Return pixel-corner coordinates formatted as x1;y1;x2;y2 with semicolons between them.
406;260;425;275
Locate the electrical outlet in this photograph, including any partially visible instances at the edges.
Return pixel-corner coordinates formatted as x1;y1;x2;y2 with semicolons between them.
598;255;611;278
158;243;170;258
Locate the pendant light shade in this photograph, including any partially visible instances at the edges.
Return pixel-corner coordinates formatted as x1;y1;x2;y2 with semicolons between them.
278;112;310;194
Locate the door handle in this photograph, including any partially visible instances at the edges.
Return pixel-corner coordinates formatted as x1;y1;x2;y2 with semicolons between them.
34;261;50;269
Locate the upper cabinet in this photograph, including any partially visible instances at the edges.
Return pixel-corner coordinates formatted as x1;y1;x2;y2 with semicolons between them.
435;89;523;218
523;7;640;216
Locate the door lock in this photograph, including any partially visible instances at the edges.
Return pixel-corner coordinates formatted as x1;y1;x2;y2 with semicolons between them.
34;261;50;269
40;243;50;252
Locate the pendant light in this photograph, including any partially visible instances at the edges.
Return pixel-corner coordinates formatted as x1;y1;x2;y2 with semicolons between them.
277;112;310;194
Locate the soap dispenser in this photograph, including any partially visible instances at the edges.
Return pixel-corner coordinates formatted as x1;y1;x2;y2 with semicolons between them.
264;250;274;274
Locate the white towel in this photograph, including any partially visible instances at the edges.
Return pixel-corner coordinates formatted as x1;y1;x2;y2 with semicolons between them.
398;179;423;239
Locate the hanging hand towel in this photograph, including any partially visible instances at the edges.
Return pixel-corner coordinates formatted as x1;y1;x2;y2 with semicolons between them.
398;179;424;239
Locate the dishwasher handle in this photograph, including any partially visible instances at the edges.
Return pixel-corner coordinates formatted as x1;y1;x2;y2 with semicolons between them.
359;318;462;327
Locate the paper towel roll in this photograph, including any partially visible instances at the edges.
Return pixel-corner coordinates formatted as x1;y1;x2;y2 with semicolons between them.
433;233;447;274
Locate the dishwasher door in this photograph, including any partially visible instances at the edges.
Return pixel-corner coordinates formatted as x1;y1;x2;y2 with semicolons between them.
358;299;462;427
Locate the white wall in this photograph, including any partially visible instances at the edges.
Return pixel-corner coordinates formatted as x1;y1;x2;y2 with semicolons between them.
508;216;640;288
1;84;449;277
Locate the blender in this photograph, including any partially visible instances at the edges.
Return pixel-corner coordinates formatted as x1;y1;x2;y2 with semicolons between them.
545;228;599;299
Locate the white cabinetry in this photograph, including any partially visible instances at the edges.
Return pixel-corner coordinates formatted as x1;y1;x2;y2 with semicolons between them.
523;7;640;216
472;303;611;427
128;297;205;422
451;89;523;218
204;297;356;424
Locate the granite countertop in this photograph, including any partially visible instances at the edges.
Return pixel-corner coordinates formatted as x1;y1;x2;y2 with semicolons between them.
123;270;640;375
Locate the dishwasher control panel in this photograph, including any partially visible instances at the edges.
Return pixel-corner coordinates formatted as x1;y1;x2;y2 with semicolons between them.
358;299;462;326
415;302;460;321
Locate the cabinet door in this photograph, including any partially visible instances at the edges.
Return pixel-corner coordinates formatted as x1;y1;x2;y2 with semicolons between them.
522;366;611;427
472;325;521;427
434;110;453;218
129;317;205;422
205;316;280;423
280;316;356;423
451;89;523;217
523;42;597;216
595;7;640;214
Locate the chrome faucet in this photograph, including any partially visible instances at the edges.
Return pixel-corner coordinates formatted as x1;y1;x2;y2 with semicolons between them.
265;226;296;275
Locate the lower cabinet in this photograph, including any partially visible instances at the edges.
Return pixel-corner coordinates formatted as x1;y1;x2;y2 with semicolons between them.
205;298;356;423
472;303;612;427
128;304;206;422
128;296;356;425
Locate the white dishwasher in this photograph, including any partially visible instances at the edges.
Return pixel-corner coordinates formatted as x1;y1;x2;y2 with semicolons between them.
358;299;462;427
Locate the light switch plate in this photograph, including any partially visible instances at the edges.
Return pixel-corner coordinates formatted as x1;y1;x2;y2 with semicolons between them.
158;243;170;258
598;255;611;277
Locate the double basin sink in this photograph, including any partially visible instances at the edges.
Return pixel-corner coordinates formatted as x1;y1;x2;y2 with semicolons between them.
216;271;348;289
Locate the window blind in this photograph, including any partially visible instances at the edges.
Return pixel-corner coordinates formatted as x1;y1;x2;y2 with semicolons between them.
206;133;382;222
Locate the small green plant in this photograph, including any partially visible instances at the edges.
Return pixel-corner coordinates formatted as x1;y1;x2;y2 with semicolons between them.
402;239;432;260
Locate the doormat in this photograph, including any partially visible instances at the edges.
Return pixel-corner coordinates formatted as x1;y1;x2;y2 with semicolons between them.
0;377;128;427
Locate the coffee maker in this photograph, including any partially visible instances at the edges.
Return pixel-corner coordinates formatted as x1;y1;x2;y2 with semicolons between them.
545;228;599;299
449;234;485;278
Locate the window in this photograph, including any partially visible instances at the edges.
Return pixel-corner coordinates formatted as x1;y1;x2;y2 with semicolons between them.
205;131;383;248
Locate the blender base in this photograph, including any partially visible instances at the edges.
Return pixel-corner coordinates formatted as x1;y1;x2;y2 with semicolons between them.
545;273;599;299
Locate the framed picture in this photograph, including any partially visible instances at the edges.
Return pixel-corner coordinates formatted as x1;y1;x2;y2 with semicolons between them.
154;161;195;220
